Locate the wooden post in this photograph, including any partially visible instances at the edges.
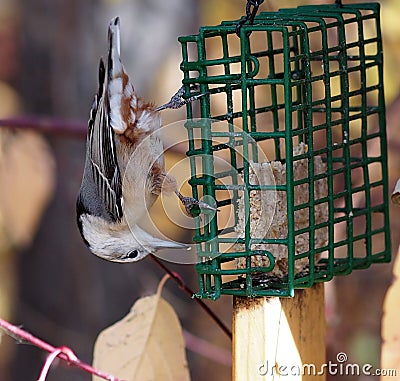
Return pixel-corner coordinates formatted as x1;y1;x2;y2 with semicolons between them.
233;283;326;381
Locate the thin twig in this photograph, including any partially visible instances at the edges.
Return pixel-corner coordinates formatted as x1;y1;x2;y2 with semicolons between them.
37;348;73;381
0;318;124;381
149;255;232;340
183;330;232;366
0;116;86;137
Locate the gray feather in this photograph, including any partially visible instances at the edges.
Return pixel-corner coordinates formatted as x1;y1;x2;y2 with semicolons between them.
78;20;124;222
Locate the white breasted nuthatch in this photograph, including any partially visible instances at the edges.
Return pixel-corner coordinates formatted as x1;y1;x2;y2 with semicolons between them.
76;17;212;262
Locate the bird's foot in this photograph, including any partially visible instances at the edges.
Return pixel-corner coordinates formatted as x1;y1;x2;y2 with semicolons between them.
176;192;217;218
155;85;208;111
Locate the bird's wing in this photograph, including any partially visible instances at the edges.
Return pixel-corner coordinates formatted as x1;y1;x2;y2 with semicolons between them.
85;17;140;222
87;57;123;221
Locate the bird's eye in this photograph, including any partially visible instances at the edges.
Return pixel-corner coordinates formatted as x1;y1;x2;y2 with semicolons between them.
127;250;138;258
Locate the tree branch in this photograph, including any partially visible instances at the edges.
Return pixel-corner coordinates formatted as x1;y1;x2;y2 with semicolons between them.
149;255;232;340
0;318;124;381
0;116;86;137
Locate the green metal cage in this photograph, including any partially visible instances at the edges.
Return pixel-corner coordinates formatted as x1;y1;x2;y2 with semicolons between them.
178;2;391;299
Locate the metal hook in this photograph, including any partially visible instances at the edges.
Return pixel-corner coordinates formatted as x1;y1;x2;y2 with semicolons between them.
236;0;265;37
37;346;78;381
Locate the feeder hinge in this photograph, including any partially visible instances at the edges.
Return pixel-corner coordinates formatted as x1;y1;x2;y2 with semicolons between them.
236;0;265;36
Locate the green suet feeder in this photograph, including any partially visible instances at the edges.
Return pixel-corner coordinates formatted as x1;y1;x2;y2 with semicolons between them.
179;2;391;299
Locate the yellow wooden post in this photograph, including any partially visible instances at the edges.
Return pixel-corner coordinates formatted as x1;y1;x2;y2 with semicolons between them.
233;283;326;381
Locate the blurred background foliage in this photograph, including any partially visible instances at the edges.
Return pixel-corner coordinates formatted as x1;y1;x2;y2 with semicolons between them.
0;0;398;380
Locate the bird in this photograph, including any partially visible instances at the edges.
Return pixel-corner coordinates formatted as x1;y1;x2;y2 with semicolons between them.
76;17;212;263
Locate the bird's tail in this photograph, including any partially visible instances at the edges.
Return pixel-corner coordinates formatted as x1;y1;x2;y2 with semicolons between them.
107;17;122;78
106;17;137;134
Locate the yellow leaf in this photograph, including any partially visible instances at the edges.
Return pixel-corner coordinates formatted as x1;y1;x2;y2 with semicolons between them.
92;294;190;381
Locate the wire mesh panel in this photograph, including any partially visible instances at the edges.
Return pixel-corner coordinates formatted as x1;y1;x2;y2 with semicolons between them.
179;3;391;299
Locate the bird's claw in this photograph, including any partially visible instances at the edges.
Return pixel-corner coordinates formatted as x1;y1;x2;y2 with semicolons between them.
176;192;218;218
155;85;208;111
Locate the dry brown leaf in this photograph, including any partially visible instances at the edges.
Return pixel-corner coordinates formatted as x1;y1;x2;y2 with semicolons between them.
92;294;190;381
0;129;55;249
0;82;55;251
